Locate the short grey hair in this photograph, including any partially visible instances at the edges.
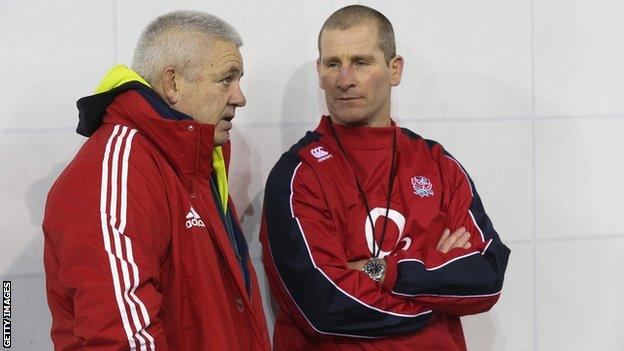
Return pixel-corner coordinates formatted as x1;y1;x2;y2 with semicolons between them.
132;10;242;85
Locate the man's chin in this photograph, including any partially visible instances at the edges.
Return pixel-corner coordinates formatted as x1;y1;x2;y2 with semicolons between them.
213;132;230;146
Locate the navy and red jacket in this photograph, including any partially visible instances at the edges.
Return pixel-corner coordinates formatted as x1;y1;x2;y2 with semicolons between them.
43;81;271;350
260;116;510;350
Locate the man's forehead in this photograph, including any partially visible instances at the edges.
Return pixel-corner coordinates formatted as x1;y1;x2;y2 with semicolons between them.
212;51;243;67
206;40;243;69
319;24;380;57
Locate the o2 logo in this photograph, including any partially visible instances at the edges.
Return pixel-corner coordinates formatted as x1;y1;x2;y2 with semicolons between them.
364;208;411;257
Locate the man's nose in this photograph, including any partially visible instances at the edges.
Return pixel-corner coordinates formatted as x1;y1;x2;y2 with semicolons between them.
230;83;246;107
337;67;355;90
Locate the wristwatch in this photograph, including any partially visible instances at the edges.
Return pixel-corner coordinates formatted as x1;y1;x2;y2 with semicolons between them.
362;258;386;282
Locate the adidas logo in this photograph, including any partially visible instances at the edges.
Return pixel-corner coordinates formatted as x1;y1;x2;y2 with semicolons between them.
185;206;205;228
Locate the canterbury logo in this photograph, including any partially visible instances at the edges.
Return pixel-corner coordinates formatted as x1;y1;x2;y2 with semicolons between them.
311;146;332;162
185;206;205;228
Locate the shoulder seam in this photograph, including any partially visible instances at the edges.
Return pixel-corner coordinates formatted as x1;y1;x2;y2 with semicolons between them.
399;127;440;151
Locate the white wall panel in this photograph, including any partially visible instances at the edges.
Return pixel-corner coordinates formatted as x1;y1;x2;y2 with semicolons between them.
0;1;114;130
534;1;624;116
361;0;532;119
535;118;624;239
537;239;624;350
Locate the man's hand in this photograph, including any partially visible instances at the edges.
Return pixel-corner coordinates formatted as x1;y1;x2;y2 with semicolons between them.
436;227;472;253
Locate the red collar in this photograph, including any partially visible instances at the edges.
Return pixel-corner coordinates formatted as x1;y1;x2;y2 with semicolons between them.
315;115;398;149
102;90;229;181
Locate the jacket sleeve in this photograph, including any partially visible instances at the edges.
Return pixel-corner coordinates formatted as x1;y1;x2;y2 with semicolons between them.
260;155;433;339
382;143;511;316
43;126;170;350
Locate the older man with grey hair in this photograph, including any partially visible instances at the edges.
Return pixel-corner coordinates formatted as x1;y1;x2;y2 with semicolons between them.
43;10;270;350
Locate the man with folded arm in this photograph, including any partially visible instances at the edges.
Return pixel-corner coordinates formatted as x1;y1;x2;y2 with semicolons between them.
260;5;510;350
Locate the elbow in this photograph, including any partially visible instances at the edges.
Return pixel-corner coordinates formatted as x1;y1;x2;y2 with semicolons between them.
292;295;432;338
477;273;505;295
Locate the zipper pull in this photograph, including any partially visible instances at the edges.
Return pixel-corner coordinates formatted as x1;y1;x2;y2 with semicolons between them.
189;180;199;199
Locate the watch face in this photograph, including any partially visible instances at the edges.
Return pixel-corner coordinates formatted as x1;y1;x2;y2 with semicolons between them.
368;261;383;275
364;258;385;281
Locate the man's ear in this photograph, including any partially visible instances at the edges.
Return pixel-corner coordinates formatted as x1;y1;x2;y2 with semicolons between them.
389;55;404;87
316;58;324;89
160;66;181;105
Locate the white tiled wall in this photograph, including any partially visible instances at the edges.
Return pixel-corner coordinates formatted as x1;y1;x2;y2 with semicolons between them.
1;1;621;350
537;239;624;350
535;118;624;239
0;1;114;130
533;1;624;116
362;0;533;119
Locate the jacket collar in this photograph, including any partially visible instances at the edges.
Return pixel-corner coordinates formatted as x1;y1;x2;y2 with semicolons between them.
76;65;231;183
314;115;399;149
104;89;219;181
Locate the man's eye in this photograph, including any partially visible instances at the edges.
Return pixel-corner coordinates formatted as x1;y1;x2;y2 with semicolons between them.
222;76;232;84
355;60;368;66
327;62;340;68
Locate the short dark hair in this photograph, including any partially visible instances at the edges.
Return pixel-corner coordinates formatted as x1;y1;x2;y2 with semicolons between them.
318;5;396;64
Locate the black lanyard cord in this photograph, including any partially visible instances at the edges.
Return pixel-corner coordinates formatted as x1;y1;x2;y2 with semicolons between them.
376;129;397;258
327;120;397;258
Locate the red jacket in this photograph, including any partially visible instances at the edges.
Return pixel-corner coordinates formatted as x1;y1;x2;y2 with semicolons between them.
43;84;271;350
260;116;510;350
